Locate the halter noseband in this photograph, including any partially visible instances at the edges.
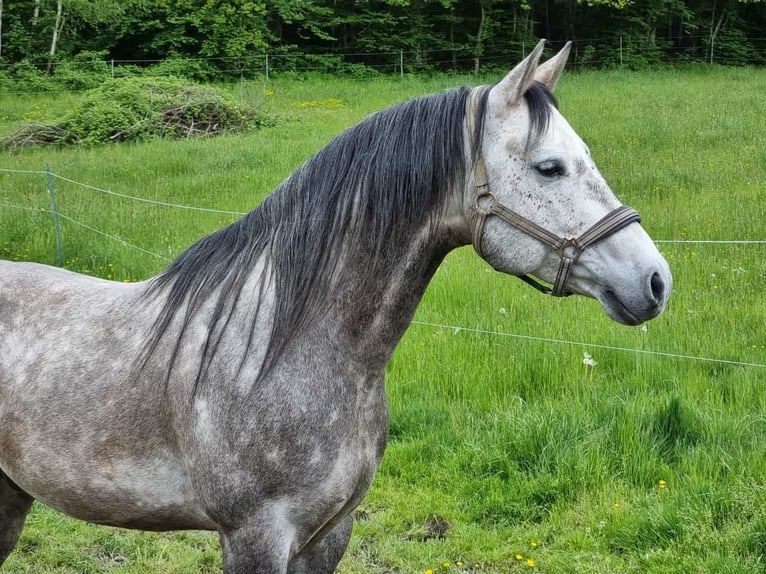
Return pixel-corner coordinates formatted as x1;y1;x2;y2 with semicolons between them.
470;93;641;297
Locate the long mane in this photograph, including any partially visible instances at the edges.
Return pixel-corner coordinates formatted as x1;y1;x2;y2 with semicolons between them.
140;81;557;393
141;85;485;391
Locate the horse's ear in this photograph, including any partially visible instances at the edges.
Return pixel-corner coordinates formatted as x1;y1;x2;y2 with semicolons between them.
490;39;547;109
534;41;572;92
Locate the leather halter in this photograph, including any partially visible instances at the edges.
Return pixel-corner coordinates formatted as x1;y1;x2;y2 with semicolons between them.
469;94;642;297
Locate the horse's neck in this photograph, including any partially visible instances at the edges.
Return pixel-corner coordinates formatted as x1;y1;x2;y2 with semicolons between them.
327;224;451;371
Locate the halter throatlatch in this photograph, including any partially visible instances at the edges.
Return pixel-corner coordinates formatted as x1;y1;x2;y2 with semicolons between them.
470;97;641;297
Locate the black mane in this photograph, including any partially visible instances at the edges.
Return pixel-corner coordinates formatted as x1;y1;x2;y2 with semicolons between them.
141;81;557;391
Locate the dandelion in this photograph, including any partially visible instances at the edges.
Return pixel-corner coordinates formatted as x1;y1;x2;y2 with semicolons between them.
455;561;464;567
515;554;524;561
530;540;538;548
659;479;667;489
582;352;597;367
426;570;433;574
526;558;536;567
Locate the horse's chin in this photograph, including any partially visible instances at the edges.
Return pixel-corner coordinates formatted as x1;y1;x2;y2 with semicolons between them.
598;289;664;326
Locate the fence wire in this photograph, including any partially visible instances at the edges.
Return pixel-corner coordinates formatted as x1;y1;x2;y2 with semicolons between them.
1;165;764;370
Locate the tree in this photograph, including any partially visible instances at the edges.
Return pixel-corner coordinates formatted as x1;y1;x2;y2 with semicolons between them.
46;0;62;72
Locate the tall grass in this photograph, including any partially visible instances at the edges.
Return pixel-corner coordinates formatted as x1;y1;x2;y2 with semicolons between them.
1;66;765;573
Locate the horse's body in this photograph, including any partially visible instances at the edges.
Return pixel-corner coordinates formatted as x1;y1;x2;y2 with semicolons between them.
0;42;671;573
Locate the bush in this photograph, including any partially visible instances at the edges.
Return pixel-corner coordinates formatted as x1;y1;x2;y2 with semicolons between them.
5;60;56;92
52;51;111;90
1;76;276;150
146;56;220;83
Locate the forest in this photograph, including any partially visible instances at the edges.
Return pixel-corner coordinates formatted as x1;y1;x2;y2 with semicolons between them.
0;0;764;81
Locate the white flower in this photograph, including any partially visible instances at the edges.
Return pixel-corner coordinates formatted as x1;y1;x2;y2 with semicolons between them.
499;307;507;314
582;352;598;367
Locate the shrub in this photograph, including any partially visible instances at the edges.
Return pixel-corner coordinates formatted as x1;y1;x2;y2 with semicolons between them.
6;60;56;93
146;57;220;83
1;76;275;150
52;51;111;91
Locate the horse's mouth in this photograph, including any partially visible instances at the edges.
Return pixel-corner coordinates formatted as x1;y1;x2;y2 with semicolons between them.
600;290;660;326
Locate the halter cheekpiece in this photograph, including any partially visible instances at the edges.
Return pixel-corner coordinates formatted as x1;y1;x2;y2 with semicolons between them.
469;91;642;297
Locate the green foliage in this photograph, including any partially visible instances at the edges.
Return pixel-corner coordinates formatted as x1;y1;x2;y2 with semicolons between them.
704;27;761;65
146;56;221;83
1;77;274;149
0;54;109;94
1;0;764;77
1;68;766;574
52;51;112;91
1;61;56;93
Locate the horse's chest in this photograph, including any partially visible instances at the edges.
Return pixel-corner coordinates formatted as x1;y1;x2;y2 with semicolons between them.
272;377;388;499
192;370;389;525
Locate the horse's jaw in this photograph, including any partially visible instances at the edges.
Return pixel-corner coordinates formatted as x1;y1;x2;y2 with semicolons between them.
574;237;673;326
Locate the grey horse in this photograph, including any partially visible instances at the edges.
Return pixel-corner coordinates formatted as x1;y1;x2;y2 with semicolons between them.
0;41;671;573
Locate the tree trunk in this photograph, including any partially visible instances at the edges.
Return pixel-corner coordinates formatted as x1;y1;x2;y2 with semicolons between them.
709;6;726;64
33;0;41;24
47;0;63;73
0;0;4;59
473;2;485;73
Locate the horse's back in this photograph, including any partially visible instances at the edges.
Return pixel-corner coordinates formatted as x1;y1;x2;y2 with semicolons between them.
0;260;148;375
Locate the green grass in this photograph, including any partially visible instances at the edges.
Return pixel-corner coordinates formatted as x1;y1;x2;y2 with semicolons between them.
1;66;766;573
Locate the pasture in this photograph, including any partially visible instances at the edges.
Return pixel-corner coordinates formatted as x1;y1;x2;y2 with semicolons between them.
1;66;765;573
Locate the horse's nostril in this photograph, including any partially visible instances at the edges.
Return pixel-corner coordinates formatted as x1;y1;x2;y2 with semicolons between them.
650;271;665;303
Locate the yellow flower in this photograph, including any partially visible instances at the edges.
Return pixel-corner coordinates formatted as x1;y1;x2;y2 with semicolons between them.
515;554;524;561
530;540;538;548
659;479;667;489
426;570;433;574
456;561;464;567
526;558;536;567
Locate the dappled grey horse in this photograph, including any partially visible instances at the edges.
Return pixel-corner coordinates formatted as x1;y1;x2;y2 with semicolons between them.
0;41;671;573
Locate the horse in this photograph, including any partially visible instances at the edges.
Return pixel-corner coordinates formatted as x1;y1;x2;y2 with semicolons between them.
0;40;671;573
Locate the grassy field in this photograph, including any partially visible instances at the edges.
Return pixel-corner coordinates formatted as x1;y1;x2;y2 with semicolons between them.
1;66;765;573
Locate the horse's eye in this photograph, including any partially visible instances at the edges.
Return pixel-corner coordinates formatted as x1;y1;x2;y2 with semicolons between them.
536;160;565;178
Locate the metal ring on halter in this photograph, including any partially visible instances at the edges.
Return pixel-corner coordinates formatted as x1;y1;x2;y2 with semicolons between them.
472;187;495;258
468;92;641;297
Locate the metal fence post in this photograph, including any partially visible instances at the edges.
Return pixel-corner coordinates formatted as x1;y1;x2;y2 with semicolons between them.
45;163;63;267
265;54;270;81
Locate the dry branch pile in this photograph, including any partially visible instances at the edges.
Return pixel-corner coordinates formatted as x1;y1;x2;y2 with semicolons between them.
2;77;272;150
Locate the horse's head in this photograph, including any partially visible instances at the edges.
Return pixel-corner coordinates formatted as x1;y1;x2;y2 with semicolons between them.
468;40;671;325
